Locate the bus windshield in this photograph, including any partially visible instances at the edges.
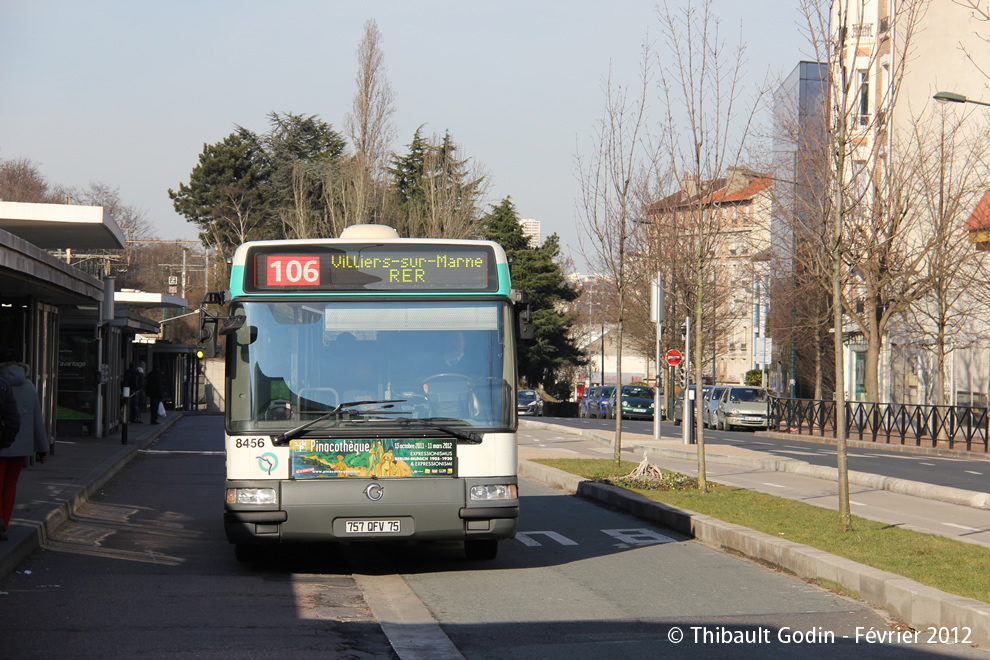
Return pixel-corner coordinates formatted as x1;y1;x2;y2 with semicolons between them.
226;300;514;433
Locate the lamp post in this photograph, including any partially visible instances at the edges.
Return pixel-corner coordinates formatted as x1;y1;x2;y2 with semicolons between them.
933;91;990;108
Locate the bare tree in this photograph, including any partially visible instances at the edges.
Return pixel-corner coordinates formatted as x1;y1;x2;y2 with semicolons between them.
0;156;72;204
345;19;397;177
654;0;762;490
577;47;653;466
799;0;930;529
340;18;398;230
77;182;156;242
953;0;990;81
905;108;990;405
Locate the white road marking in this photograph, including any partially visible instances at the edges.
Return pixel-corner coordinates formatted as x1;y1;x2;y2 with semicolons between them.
602;528;677;545
515;531;579;547
942;523;979;532
850;501;866;506
588;447;612;454
920;462;936;466
138;450;225;455
762;482;787;489
965;471;983;476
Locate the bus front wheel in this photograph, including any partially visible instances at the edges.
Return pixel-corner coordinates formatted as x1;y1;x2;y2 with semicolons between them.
465;539;498;561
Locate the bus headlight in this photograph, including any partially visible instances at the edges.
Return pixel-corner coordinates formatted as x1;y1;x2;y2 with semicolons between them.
470;484;518;501
226;488;277;505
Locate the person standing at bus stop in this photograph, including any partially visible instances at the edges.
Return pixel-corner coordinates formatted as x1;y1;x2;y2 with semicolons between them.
0;350;48;541
146;364;165;425
124;362;144;423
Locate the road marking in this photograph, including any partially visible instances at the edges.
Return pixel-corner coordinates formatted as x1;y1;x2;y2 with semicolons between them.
965;471;983;476
515;531;578;547
588;447;612;454
138;450;225;455
920;462;936;466
602;528;677;545
850;501;866;506
761;482;787;489
943;523;979;531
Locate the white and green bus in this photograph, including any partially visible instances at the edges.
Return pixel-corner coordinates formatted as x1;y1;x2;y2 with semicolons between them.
208;224;528;561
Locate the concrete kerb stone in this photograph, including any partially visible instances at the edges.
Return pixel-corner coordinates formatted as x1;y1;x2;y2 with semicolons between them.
518;456;990;647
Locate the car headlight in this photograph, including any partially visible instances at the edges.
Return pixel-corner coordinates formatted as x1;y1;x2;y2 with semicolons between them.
470;484;518;501
226;488;277;505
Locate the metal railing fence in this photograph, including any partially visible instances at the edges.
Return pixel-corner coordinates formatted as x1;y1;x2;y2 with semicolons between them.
768;397;989;453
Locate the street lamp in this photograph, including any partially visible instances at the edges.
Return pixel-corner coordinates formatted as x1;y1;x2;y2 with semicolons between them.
933;91;990;107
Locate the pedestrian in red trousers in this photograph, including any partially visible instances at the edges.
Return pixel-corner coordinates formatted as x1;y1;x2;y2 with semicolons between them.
0;350;49;541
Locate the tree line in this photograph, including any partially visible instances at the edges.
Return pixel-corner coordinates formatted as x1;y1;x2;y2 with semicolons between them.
166;20;582;399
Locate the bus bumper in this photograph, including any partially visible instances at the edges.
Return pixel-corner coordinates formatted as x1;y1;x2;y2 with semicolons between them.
224;476;519;545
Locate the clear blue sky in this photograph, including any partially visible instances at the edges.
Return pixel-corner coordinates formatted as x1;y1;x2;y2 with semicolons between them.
1;1;810;271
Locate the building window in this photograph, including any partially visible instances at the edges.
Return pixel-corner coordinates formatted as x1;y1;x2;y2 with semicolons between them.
858;70;870;126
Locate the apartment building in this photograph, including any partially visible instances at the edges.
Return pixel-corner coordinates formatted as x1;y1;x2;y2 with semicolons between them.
772;1;990;405
646;167;773;385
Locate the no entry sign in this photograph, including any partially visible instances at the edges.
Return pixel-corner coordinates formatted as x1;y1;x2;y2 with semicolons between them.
665;349;683;366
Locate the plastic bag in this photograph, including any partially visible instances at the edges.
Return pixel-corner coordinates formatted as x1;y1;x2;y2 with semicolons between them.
158;401;167;419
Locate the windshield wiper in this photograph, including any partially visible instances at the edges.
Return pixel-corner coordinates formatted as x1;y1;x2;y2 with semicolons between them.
394;417;484;444
272;400;405;445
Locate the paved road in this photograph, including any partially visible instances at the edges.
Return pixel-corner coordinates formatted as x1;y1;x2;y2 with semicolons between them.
544;416;990;494
1;417;986;658
365;475;984;658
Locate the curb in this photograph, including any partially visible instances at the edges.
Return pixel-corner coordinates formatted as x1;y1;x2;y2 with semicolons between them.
518;458;990;649
0;414;182;580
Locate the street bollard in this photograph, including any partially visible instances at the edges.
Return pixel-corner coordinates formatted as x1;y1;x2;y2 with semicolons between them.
122;386;130;445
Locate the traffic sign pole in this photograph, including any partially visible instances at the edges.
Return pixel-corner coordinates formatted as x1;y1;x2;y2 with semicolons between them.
683;316;691;446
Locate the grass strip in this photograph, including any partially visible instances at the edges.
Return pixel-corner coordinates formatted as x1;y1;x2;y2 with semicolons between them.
532;458;990;604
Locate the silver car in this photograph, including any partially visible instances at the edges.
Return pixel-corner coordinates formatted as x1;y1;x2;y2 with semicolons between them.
672;385;711;426
703;386;728;428
517;389;544;416
715;386;770;431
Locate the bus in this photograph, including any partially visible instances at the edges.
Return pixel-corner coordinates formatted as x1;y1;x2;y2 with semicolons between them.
204;224;529;561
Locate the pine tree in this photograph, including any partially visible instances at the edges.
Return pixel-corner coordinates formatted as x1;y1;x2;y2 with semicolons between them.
481;198;584;399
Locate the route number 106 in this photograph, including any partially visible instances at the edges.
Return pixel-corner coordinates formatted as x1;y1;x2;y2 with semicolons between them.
267;256;320;286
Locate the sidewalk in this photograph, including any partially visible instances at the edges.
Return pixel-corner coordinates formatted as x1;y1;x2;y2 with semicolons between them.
0;410;183;580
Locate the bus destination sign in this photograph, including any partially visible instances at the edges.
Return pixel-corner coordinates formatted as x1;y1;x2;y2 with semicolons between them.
246;244;497;292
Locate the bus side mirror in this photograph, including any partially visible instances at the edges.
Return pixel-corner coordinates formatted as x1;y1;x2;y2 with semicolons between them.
197;310;221;359
512;290;534;340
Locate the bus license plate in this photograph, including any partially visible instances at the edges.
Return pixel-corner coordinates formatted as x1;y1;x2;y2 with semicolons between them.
345;520;400;534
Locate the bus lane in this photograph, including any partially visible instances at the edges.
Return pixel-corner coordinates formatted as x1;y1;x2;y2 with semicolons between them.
369;476;985;659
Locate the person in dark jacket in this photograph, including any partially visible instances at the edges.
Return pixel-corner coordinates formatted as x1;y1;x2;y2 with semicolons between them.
123;362;144;423
0;375;20;451
0;351;48;541
146;365;165;425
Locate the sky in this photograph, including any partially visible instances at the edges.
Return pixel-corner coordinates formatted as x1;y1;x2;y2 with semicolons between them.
1;0;811;272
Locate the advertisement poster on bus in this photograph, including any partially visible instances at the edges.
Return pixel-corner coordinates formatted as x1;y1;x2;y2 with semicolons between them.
289;438;455;478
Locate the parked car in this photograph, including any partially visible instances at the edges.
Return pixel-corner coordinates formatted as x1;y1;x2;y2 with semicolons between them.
672;385;711;426
703;386;729;428
517;389;544;416
578;385;599;418
607;384;656;420
715;386;770;431
589;385;615;419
